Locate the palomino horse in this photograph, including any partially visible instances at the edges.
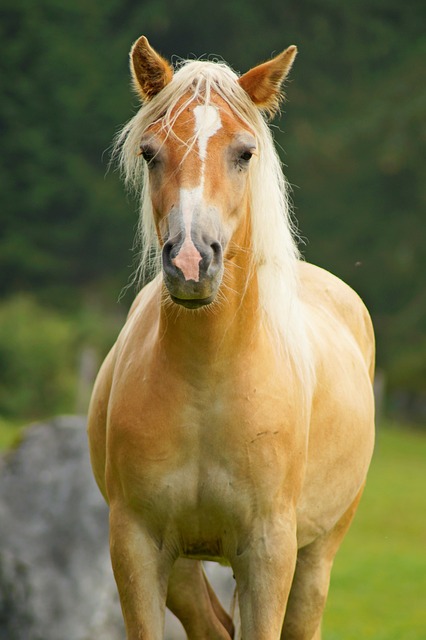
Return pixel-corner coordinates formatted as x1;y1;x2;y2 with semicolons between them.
88;36;375;640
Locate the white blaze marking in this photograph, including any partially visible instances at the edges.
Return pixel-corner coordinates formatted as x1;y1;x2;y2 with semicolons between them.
194;104;222;164
172;186;203;282
172;105;222;282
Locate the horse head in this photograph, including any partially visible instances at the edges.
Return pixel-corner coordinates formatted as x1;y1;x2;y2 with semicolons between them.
128;36;297;309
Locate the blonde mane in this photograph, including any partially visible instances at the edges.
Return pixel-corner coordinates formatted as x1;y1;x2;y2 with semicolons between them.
113;58;314;391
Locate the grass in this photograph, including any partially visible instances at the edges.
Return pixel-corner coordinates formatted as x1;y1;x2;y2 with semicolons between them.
323;424;426;639
1;418;424;637
0;417;25;450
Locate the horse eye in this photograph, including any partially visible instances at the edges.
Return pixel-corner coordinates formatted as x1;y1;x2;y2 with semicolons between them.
139;146;157;166
240;150;253;162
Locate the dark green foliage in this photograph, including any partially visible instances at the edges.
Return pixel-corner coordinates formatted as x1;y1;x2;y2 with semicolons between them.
0;296;76;419
0;0;135;300
0;0;424;422
0;296;122;421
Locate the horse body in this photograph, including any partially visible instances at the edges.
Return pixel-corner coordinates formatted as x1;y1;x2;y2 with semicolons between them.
88;36;375;640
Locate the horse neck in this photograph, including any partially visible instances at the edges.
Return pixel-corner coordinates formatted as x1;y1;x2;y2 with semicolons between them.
159;204;261;365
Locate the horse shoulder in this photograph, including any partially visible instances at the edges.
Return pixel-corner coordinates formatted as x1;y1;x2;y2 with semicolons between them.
87;276;162;500
298;261;375;381
87;344;117;501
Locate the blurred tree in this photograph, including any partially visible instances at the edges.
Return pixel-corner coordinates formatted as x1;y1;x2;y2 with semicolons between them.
0;0;135;306
0;0;424;418
272;0;426;397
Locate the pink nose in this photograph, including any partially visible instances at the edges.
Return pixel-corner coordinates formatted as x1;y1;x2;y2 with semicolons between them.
162;237;224;308
171;236;202;282
162;236;223;284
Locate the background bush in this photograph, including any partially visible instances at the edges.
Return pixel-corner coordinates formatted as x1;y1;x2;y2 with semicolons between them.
0;296;121;422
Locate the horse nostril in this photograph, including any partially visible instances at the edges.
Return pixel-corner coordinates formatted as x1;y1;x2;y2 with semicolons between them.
162;240;178;274
210;241;222;264
204;241;223;276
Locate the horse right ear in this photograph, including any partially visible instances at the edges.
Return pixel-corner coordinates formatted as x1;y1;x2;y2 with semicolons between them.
130;36;173;102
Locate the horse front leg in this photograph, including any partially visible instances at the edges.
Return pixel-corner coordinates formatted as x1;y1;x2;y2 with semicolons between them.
232;515;298;640
167;558;234;639
109;503;173;640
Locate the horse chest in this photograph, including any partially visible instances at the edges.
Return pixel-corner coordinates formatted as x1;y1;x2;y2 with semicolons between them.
108;366;307;537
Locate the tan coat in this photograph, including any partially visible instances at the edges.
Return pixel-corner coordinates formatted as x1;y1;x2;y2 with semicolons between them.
88;36;375;640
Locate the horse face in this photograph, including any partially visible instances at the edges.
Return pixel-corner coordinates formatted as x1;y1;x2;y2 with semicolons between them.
141;97;256;308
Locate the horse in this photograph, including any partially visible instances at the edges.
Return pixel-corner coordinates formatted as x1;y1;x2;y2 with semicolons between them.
88;35;375;640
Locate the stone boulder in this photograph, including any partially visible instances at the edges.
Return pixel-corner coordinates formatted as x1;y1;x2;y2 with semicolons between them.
0;416;124;640
0;417;235;640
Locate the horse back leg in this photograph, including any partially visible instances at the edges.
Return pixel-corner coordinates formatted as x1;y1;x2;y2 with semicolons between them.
167;558;234;639
281;487;365;640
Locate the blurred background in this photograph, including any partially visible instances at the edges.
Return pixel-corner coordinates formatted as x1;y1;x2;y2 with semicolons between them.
0;0;425;432
0;1;425;637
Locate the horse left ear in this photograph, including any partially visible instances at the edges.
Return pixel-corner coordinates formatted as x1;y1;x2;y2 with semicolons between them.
238;46;297;116
130;35;174;102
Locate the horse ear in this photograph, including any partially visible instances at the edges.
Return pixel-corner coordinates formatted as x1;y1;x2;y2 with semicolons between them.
238;46;297;116
130;36;173;102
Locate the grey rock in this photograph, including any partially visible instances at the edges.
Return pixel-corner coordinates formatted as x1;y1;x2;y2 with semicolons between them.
0;417;236;640
0;416;124;640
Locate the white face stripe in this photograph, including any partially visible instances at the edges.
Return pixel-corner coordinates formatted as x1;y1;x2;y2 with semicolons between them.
172;105;222;282
193;104;222;164
172;186;203;282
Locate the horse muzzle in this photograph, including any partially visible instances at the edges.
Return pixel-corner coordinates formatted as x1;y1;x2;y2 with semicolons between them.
162;235;224;309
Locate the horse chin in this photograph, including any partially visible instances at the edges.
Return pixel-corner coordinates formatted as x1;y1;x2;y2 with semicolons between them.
170;294;216;309
163;271;222;309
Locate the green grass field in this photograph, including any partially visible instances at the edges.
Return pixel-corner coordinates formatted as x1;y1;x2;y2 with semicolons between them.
0;417;25;450
1;420;424;637
323;425;426;639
